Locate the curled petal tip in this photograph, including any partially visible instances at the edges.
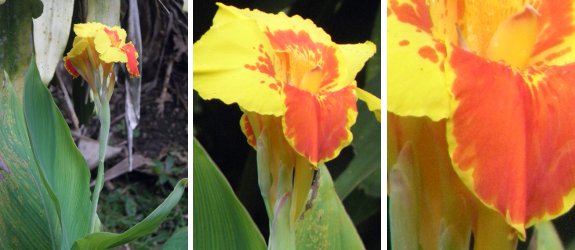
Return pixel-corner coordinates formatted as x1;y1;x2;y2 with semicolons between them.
64;58;80;78
122;43;140;78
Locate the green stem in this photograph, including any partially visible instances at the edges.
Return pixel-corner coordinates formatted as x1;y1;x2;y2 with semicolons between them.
89;100;110;232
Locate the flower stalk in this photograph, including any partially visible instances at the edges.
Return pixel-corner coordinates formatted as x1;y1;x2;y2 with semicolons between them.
89;98;110;232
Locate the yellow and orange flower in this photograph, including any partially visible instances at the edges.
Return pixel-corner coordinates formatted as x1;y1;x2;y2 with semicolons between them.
389;0;575;237
64;22;139;102
194;3;380;166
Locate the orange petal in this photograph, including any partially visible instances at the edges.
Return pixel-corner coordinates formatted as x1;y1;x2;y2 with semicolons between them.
122;42;140;77
447;46;575;237
240;113;257;148
64;57;79;78
282;84;357;165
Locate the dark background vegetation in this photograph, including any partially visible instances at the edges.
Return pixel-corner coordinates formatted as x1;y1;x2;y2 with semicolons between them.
52;0;188;249
193;0;381;249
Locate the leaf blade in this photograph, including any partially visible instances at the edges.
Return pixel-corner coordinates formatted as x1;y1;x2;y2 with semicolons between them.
0;72;61;249
296;165;365;250
193;138;266;250
24;59;92;249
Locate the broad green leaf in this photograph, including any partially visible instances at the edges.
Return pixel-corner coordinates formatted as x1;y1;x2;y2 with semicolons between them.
295;164;365;250
0;72;60;249
87;0;120;26
0;0;42;97
334;5;381;200
73;178;188;250
529;222;564;250
193;138;266;250
33;0;74;84
24;59;92;249
161;227;188;250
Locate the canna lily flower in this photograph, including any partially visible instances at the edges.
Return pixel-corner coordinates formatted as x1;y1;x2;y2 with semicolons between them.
389;0;575;238
194;3;379;167
194;3;380;231
64;22;140;103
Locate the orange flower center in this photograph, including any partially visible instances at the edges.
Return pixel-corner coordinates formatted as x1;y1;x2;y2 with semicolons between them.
244;29;339;95
268;30;338;95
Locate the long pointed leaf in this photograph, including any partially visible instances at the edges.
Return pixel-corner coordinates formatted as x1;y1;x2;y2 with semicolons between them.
0;72;61;249
24;59;92;249
193;138;266;250
72;178;188;250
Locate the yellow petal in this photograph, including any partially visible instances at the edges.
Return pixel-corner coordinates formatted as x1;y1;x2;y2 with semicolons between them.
193;19;284;116
388;1;450;121
66;36;89;58
213;2;333;45
94;29;128;63
74;22;105;38
356;87;381;122
108;26;127;44
338;42;377;90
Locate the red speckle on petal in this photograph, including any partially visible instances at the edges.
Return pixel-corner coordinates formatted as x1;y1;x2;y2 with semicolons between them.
390;0;432;34
418;46;438;63
104;28;122;47
244;47;276;78
257;55;276;77
399;40;410;46
544;47;571;62
245;64;257;71
435;43;446;55
269;83;278;90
